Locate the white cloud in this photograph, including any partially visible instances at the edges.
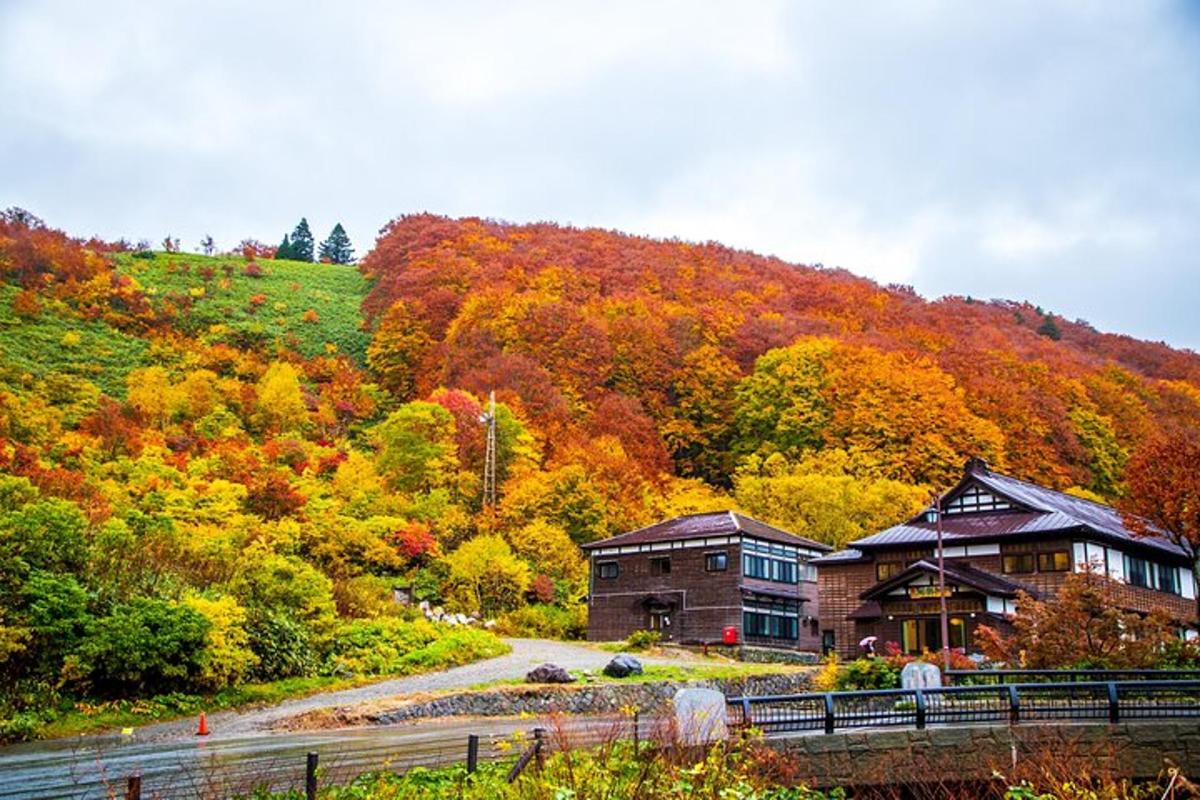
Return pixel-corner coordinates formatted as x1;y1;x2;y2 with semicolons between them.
0;0;1197;347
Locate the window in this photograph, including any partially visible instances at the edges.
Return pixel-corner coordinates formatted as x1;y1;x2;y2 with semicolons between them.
948;617;966;649
705;552;728;572
876;561;904;581
943;485;1013;515
1125;555;1151;589
743;554;798;584
742;611;799;640
1037;551;1071;572
1002;553;1035;574
1159;564;1180;595
597;562;618;580
901;617;968;654
649;557;671;576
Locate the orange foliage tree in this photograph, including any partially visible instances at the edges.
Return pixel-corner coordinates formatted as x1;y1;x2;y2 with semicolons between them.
1122;429;1200;620
975;570;1177;668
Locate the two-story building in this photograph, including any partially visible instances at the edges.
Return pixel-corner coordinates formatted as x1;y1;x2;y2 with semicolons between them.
815;458;1198;658
583;511;832;650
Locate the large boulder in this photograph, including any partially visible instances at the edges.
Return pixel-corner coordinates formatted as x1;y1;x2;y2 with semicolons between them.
603;654;644;678
673;687;728;746
526;663;576;684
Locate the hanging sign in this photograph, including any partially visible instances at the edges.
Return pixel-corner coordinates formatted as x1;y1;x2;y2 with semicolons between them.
908;585;953;599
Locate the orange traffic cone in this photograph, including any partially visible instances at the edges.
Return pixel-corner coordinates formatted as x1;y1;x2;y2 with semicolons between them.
196;712;210;736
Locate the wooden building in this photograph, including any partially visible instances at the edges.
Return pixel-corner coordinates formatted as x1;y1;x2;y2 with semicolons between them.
583;511;832;650
815;458;1199;658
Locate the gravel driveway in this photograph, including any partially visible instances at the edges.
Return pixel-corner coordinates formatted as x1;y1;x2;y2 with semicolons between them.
134;639;707;740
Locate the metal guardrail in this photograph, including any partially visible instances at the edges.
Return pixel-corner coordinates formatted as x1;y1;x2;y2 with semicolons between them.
728;680;1200;735
945;669;1200;684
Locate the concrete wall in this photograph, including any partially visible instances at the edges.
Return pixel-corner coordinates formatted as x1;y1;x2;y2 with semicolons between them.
769;721;1200;789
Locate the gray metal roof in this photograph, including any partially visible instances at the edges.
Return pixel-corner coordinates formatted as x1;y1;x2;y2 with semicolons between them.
810;548;866;564
582;510;832;552
850;460;1188;561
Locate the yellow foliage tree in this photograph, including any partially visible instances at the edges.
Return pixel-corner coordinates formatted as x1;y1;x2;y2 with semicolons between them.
444;535;531;616
734;451;929;549
255;361;309;433
506;519;586;584
127;366;178;430
183;593;258;690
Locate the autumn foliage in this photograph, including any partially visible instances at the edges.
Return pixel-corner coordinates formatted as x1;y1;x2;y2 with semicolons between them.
1;208;1199;733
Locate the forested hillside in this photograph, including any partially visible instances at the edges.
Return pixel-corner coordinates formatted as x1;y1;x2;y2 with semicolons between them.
1;208;1197;739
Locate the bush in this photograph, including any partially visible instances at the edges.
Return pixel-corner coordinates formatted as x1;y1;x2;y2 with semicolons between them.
495;604;587;640
65;598;210;697
834;657;900;691
623;630;661;651
327;618;509;677
246;611;321;681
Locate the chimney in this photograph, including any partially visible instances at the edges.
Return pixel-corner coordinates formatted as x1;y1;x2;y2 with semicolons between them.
964;456;988;474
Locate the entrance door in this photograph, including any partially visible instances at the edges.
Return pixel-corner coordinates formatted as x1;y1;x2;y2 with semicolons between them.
900;617;968;654
648;611;673;639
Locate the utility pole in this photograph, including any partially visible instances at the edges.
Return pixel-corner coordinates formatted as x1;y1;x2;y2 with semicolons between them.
934;492;950;673
480;391;497;508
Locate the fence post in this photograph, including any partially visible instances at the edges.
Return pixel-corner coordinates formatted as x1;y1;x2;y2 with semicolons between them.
1107;682;1120;724
126;774;141;800
305;752;318;800
823;693;835;735
533;727;546;770
1007;685;1020;725
741;698;752;729
914;689;926;730
467;734;479;774
632;711;640;749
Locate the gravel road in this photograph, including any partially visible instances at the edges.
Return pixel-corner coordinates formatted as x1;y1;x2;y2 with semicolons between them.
125;638;708;741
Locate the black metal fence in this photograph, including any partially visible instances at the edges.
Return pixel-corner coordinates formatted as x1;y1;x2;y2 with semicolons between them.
946;669;1200;684
728;680;1200;735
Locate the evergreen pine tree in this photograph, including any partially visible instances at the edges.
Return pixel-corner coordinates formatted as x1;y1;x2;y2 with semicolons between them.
318;223;355;264
290;218;315;262
276;233;293;260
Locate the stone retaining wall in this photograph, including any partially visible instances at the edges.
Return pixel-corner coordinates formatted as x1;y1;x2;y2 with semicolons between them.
771;721;1200;789
359;673;811;725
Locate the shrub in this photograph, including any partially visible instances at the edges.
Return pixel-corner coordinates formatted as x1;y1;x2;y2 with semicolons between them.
245;611;320;681
327;618;508;677
495;604;587;640
64;598;210;697
834;657;900;691
812;653;840;691
623;629;661;651
183;594;258;691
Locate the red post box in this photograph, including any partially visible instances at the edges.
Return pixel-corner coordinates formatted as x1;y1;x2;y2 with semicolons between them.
722;626;738;645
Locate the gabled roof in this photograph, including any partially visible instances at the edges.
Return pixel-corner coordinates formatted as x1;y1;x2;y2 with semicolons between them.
860;558;1031;601
850;459;1188;561
581;511;832;552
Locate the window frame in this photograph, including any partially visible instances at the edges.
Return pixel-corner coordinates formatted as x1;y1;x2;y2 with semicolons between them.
1002;552;1036;574
649;556;671;576
876;561;904;581
1037;550;1071;573
705;551;728;572
597;561;619;580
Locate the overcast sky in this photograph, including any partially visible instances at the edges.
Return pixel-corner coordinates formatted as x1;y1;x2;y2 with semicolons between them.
2;2;1198;349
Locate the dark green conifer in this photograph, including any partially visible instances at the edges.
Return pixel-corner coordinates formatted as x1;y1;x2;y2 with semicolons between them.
318;223;355;265
276;233;293;260
290;218;315;262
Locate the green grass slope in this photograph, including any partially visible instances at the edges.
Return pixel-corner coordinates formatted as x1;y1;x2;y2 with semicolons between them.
115;252;372;363
0;284;150;398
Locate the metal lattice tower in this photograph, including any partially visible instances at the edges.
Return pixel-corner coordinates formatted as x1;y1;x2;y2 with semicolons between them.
480;390;498;508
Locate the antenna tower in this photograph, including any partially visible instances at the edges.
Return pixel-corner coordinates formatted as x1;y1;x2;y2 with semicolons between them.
480;390;497;508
